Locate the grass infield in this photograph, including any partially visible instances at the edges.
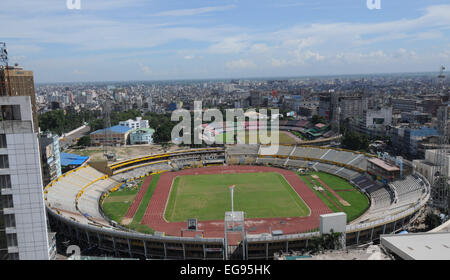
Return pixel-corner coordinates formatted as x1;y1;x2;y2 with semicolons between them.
298;171;369;222
164;172;310;222
102;174;161;234
102;182;141;223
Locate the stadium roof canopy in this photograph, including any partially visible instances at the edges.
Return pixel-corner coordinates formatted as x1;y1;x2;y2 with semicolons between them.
60;152;89;166
380;232;450;260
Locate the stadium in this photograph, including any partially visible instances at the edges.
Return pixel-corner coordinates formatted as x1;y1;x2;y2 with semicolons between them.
44;139;431;260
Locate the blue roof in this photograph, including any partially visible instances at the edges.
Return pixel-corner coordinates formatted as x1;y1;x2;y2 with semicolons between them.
60;152;89;166
409;127;438;137
91;125;131;135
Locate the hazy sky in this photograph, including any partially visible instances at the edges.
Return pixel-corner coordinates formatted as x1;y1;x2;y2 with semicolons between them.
2;0;450;83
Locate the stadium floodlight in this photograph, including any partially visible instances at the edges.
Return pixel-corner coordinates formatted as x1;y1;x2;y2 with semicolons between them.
229;185;235;213
229;184;235;228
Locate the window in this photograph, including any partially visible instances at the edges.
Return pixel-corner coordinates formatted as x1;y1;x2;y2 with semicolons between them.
4;214;15;228
0;155;8;169
0;134;6;148
0;195;13;209
0;175;11;189
6;233;17;247
0;105;21;121
0;230;7;257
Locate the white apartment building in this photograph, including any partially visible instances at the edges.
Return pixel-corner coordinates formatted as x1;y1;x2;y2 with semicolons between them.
118;116;149;130
413;149;450;184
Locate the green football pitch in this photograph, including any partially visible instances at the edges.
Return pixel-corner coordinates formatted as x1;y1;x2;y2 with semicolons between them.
164;172;311;222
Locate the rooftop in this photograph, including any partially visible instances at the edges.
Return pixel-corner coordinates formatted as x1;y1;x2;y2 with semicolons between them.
91;125;131;135
60;152;89;166
368;158;400;172
381;232;450;260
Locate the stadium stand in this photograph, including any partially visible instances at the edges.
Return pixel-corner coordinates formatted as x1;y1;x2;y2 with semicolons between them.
45;145;430;260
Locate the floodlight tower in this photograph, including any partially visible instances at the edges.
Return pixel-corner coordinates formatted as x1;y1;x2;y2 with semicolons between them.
103;99;114;159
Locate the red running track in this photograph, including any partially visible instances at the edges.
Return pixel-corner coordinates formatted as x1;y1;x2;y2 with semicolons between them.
124;176;153;220
140;166;332;239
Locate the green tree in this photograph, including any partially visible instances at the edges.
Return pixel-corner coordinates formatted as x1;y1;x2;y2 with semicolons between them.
76;136;91;147
341;131;369;151
311;114;326;124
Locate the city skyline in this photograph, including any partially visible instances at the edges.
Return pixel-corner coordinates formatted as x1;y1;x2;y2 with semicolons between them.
2;0;450;83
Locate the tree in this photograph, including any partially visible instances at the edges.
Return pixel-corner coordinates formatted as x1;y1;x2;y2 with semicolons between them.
153;125;172;143
341;131;369;151
308;230;343;254
76;136;91;147
311;114;326;125
39;109;101;135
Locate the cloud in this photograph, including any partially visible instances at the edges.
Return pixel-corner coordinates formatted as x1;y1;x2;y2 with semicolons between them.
271;58;290;67
152;5;236;17
303;50;325;61
250;43;269;54
225;59;256;70
334;50;391;64
3;1;450;81
139;64;152;75
208;37;251;54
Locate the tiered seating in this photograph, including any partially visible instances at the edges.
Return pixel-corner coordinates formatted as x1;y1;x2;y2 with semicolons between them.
335;168;360;181
112;162;172;181
227;144;259;155
291;146;326;159
275;145;294;156
287;159;309;168
315;162;341;174
308;148;329;159
390;175;425;206
333;150;359;164
351;175;377;191
256;157;285;166
321;149;342;162
369;187;393;210
45;166;108;225
349;155;367;170
77;178;118;224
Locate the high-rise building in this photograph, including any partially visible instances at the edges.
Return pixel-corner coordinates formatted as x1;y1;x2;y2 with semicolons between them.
250;91;262;107
391;98;417;114
39;132;62;187
0;65;39;132
0;65;51;260
318;92;332;121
